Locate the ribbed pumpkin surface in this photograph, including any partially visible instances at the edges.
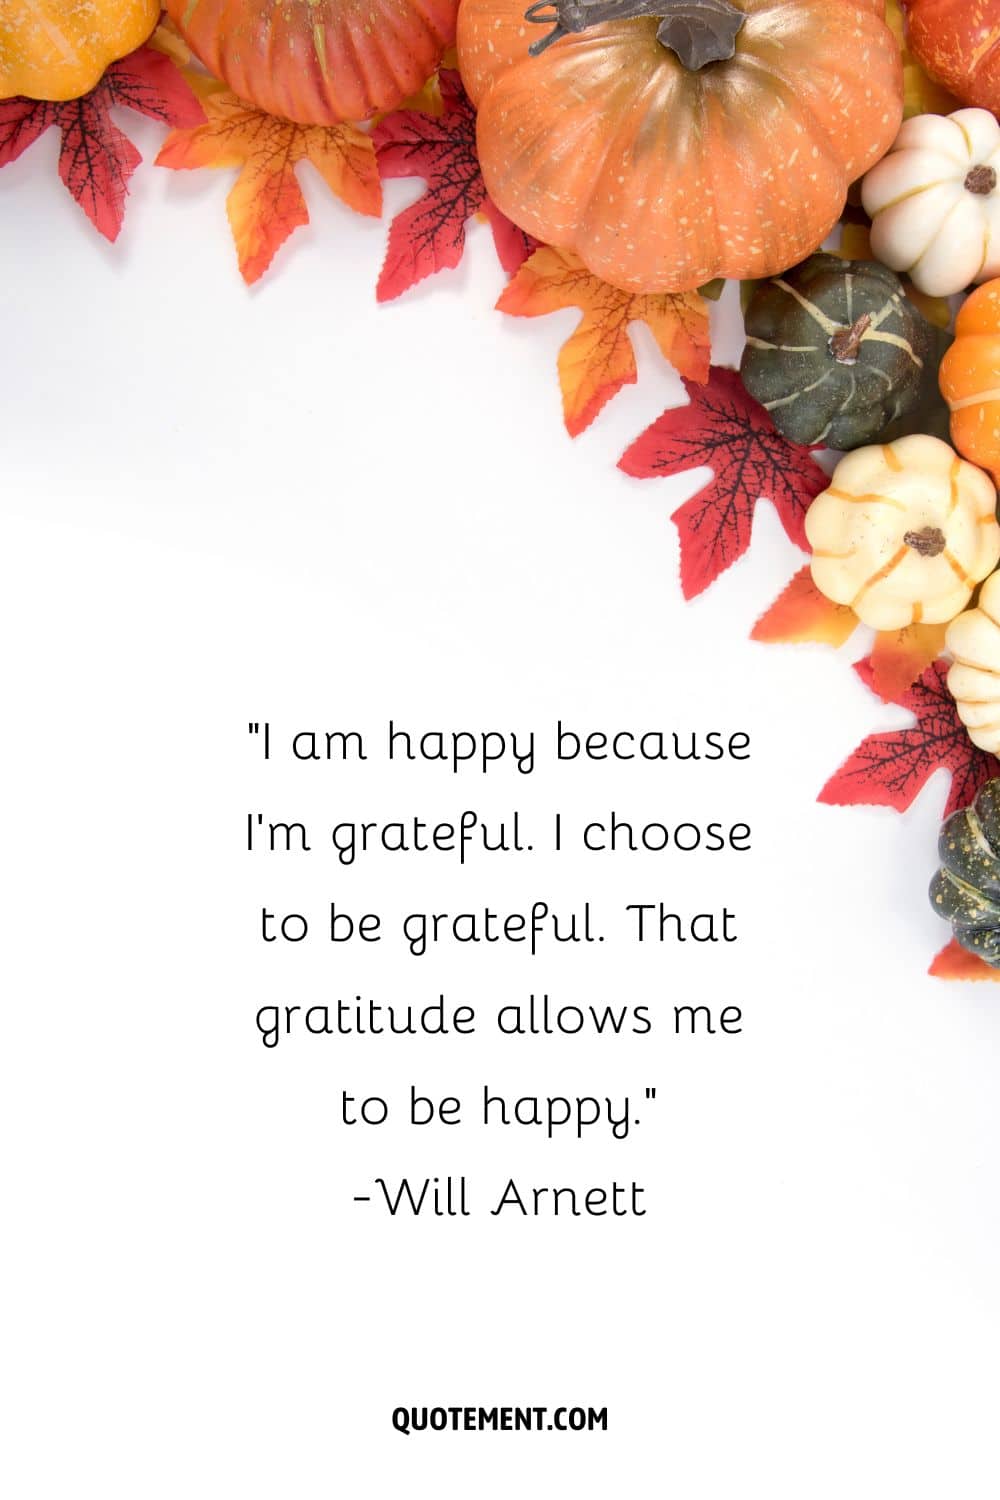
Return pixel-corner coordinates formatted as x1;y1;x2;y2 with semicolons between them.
931;777;1000;965
0;0;159;101
165;0;458;123
904;0;1000;112
941;279;1000;483
458;0;903;294
741;255;933;449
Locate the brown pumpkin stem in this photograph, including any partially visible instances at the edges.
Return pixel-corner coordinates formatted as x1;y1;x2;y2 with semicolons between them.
524;0;746;67
828;313;873;365
904;526;947;558
965;165;997;196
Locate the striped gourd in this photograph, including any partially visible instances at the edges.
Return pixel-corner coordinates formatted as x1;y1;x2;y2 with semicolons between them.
741;254;935;450
931;778;1000;966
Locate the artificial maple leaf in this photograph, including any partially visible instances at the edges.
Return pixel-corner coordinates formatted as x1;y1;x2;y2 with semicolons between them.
392;72;446;118
618;367;828;599
869;623;948;703
148;18;193;68
753;569;948;698
751;566;857;647
373;69;534;302
0;45;203;242
156;84;381;284
885;0;960;118
819;658;1000;818
496;245;710;437
928;940;1000;982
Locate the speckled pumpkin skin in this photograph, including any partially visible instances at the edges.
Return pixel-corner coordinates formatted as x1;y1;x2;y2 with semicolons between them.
741;254;934;449
164;0;459;124
931;778;1000;965
0;0;159;101
458;0;904;294
941;279;1000;484
903;0;1000;113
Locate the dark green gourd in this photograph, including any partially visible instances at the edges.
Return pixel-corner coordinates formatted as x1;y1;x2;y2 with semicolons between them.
930;779;1000;967
741;254;936;449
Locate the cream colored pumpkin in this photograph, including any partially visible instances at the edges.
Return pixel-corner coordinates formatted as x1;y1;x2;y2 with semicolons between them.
860;108;1000;297
946;573;1000;751
805;435;1000;631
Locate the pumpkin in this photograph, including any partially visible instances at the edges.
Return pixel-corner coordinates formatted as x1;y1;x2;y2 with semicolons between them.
940;280;1000;485
804;434;1000;630
456;0;904;295
930;777;1000;966
945;572;1000;752
861;107;1000;298
163;0;459;124
902;0;1000;114
0;0;159;101
740;254;935;449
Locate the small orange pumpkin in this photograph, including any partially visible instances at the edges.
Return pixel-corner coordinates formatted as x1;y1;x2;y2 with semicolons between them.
940;280;1000;485
164;0;459;124
902;0;1000;113
458;0;904;295
0;0;159;101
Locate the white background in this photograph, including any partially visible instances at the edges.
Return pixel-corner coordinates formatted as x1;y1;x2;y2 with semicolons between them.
3;109;1000;1498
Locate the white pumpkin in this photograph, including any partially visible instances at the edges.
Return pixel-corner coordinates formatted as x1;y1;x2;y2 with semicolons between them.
946;573;1000;752
805;434;1000;631
861;108;1000;297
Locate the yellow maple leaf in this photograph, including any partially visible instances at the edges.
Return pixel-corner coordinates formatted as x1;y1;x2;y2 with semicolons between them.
884;0;960;118
156;85;382;285
148;18;193;69
497;245;710;437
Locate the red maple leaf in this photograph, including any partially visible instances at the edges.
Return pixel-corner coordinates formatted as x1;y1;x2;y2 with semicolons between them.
0;45;203;241
372;69;535;302
820;658;1000;817
618;366;828;598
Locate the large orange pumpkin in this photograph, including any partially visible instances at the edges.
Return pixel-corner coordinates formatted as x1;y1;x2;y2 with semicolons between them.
902;0;1000;113
0;0;159;101
164;0;459;123
458;0;904;294
940;280;1000;485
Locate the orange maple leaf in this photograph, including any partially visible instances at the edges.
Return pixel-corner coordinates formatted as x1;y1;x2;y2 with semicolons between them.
752;566;948;700
929;939;1000;983
870;622;948;703
156;84;382;284
497;245;710;437
751;567;857;648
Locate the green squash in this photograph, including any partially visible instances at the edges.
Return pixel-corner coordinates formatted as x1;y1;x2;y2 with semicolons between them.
740;254;937;449
930;779;1000;967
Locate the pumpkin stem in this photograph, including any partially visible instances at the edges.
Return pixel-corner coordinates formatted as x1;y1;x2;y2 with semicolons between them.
525;0;746;68
965;165;997;196
904;526;947;558
828;312;873;365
